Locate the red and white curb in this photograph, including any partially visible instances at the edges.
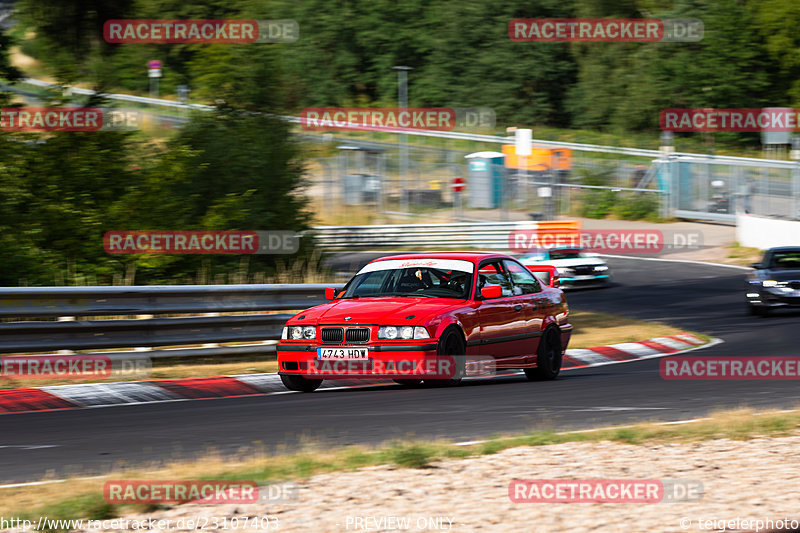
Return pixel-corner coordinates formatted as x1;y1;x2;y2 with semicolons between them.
562;333;712;369
0;333;713;414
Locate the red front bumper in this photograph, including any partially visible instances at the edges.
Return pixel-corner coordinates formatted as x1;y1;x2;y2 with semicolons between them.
277;342;460;379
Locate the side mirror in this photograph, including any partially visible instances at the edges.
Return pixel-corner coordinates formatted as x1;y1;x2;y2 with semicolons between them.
324;288;337;300
750;262;762;269
480;285;502;299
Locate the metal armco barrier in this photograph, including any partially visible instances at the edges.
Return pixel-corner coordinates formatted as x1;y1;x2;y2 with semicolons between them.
311;220;581;249
0;284;335;318
0;314;291;353
0;284;342;357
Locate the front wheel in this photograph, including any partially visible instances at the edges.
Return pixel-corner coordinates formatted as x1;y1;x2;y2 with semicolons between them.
424;329;465;387
748;302;770;318
280;374;323;392
525;327;562;381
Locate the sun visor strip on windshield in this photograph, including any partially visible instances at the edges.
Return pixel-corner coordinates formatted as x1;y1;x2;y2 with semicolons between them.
356;259;475;275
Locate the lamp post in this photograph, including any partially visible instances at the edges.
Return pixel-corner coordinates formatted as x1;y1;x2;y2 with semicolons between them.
392;66;412;214
147;60;162;97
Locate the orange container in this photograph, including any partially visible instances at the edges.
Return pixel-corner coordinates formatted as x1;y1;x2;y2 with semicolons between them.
502;145;572;171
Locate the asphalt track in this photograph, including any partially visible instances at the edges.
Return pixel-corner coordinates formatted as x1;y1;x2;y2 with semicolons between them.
1;256;799;483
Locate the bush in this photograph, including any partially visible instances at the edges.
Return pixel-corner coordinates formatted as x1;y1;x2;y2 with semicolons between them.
578;189;617;219
612;193;660;221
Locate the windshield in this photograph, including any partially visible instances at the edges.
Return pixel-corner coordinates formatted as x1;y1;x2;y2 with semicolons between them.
549;250;590;261
342;266;473;299
768;251;800;269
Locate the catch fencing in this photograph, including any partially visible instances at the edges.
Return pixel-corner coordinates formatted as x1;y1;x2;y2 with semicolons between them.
14;78;800;222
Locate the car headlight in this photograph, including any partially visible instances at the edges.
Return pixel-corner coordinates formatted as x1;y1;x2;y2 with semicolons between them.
594;265;609;271
378;326;430;339
303;326;316;339
290;327;303;339
762;280;779;287
380;326;398;339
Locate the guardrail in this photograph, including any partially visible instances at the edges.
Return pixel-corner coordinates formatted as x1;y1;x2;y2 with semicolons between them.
22;78;215;111
0;284;341;358
312;220;580;249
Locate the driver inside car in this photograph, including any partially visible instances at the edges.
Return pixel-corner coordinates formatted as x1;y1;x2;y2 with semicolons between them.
397;270;429;292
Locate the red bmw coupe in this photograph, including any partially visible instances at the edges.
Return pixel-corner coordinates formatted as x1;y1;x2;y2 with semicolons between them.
277;252;572;392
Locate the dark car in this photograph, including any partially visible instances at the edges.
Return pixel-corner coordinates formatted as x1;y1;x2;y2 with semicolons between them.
746;247;800;317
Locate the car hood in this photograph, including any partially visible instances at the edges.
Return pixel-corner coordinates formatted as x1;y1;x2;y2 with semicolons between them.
761;269;800;281
291;297;465;326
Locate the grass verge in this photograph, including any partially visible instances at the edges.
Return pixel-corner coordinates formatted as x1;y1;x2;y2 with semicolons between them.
0;310;698;389
726;242;763;266
2;406;798;529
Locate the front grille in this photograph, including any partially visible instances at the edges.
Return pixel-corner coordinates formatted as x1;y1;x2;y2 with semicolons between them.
790;281;800;290
320;327;344;343
573;265;594;275
345;327;370;343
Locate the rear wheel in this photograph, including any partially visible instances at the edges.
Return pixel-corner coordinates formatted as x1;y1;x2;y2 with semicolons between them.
525;327;562;381
425;328;465;387
280;374;323;392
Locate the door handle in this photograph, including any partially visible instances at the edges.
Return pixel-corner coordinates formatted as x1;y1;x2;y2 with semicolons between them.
514;304;523;311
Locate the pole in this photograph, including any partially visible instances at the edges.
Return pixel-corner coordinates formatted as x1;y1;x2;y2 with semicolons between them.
393;66;412;214
520;155;526;213
399;69;408;214
792;136;800;220
660;131;675;219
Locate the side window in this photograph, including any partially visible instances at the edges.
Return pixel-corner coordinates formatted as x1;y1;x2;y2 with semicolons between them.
477;261;514;297
504;260;542;295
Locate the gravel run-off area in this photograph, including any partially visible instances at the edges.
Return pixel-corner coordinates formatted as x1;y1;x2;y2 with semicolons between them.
19;433;800;533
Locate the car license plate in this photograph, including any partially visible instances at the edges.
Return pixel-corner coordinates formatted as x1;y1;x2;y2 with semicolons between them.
574;275;595;280
317;347;370;360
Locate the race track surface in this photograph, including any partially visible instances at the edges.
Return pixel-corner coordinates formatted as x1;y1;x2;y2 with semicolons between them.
1;257;798;483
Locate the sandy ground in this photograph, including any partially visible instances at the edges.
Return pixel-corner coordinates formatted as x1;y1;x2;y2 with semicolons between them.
11;434;798;533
